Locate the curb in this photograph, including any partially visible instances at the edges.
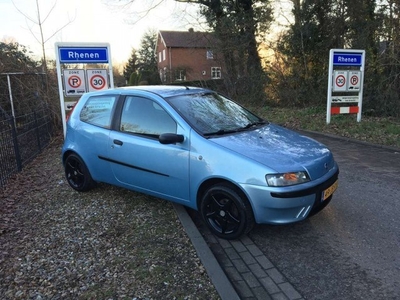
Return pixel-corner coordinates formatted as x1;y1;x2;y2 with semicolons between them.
174;203;304;300
173;203;241;300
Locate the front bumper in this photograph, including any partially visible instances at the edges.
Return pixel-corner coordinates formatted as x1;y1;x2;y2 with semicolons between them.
242;168;339;224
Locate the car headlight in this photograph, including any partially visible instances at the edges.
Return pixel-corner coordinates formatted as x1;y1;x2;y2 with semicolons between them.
266;172;310;187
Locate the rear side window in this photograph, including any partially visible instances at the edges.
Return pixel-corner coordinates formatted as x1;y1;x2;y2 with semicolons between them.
80;96;117;128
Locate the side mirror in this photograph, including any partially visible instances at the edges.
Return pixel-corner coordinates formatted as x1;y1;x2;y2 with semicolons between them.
159;133;184;144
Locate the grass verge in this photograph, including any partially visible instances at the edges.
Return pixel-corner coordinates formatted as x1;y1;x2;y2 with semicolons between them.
253;106;400;149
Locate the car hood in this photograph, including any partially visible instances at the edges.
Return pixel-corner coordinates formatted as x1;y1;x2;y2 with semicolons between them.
209;124;335;179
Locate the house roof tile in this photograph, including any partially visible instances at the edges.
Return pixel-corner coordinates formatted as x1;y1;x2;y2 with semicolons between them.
159;30;217;48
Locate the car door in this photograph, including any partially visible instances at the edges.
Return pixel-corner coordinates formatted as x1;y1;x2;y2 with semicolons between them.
107;95;190;203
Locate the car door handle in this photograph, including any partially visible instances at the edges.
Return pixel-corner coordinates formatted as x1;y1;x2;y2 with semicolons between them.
113;139;123;146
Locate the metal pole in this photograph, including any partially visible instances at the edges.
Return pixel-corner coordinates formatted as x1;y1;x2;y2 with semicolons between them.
55;43;67;138
6;74;17;129
357;51;366;122
108;44;114;88
326;50;334;124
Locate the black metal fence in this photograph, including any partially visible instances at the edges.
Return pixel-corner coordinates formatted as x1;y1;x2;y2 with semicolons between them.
0;107;54;188
0;103;54;188
0;72;57;188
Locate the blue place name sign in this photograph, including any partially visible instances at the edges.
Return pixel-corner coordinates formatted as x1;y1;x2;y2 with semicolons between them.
59;47;109;63
333;52;363;66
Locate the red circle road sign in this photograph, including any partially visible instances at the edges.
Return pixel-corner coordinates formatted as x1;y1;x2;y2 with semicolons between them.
90;75;106;90
68;75;81;88
350;75;359;86
336;75;346;87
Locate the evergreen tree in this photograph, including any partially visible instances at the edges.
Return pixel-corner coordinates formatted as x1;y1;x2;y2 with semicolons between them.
345;0;377;51
137;29;160;85
123;48;139;83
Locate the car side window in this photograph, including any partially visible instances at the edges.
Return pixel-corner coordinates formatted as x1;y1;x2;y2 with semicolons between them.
120;96;177;136
80;96;117;128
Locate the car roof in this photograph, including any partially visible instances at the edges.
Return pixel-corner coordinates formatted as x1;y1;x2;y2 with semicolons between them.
111;85;212;98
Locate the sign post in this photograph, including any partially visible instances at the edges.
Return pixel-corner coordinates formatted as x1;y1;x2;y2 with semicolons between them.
327;49;365;124
55;42;114;138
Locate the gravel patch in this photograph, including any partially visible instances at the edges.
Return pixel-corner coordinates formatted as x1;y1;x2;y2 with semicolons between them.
0;137;219;299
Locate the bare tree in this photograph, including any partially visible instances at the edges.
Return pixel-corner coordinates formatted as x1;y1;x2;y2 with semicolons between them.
11;0;75;72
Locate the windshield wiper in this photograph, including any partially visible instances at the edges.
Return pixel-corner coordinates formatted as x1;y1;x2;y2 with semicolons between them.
247;120;268;127
203;129;239;136
204;120;268;137
239;120;268;131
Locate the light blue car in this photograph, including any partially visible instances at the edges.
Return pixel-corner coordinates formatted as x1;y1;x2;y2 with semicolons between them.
62;86;339;239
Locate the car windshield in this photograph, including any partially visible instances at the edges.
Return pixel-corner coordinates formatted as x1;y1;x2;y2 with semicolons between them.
167;92;267;136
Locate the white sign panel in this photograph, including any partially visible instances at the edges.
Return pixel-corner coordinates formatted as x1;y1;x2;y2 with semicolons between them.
63;69;86;96
64;101;78;111
86;69;109;92
333;70;348;92
55;42;114;138
348;71;361;91
331;96;359;103
327;49;365;124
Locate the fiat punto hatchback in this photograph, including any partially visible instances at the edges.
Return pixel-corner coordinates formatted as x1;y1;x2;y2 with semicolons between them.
62;86;339;239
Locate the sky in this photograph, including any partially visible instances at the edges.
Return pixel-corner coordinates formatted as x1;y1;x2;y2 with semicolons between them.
0;0;204;65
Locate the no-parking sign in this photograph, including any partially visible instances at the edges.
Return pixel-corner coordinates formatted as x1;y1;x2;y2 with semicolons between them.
63;69;86;96
348;71;361;91
87;69;109;92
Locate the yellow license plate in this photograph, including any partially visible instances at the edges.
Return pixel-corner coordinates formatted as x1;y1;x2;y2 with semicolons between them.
322;180;338;201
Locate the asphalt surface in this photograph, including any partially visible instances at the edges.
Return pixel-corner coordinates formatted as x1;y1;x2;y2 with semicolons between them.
176;130;400;300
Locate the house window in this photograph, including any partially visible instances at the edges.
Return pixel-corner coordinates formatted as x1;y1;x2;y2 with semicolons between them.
206;50;214;59
175;69;186;81
162;49;166;61
159;52;162;63
163;67;167;82
211;67;221;79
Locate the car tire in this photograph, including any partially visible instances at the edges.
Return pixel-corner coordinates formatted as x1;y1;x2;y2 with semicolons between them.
64;153;95;192
200;183;255;240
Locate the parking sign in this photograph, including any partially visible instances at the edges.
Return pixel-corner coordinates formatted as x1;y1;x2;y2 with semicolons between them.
63;69;86;96
348;71;361;91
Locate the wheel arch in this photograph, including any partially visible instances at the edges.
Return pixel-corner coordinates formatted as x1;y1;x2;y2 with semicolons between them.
62;149;80;165
196;178;254;214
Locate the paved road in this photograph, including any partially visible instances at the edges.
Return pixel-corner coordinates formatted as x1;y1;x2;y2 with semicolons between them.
249;131;400;299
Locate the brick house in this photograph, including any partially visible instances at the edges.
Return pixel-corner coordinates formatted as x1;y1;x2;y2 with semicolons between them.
156;29;224;83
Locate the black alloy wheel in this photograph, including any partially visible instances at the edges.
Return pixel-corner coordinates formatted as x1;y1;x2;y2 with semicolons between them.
200;183;255;240
64;154;94;192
